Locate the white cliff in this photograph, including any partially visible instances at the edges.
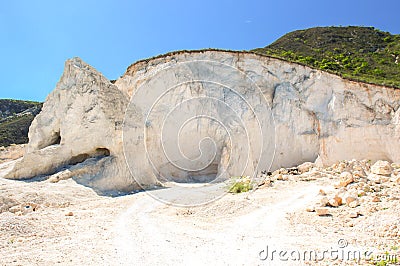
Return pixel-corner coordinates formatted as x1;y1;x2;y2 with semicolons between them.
4;58;135;192
3;50;400;193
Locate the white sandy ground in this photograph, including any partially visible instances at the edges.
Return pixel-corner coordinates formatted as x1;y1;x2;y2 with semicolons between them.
0;161;399;265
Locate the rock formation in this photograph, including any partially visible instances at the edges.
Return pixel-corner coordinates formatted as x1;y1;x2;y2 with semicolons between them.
3;50;400;193
4;58;135;192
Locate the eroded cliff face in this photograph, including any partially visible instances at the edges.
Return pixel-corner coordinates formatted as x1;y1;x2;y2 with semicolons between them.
3;51;400;193
117;51;400;170
4;58;135;192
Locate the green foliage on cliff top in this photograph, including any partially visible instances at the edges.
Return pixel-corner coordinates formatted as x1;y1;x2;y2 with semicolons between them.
252;26;400;88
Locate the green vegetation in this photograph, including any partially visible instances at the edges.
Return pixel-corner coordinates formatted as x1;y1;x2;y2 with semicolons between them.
0;99;41;120
0;114;35;147
252;26;400;88
228;176;253;193
0;99;42;147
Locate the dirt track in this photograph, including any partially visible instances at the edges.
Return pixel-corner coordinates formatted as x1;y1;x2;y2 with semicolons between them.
1;162;399;265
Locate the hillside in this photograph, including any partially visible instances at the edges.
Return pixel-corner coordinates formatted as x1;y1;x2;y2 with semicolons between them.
252;26;400;88
0;99;42;147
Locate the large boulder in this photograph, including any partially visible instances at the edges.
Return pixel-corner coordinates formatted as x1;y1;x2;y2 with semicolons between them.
370;160;392;176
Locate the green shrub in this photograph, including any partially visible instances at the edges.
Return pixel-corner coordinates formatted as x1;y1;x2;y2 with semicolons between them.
228;176;253;193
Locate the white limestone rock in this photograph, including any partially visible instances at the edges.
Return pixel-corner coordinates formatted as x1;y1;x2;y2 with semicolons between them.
118;51;400;173
4;58;136;192
297;162;316;174
316;208;329;216
370;160;392;176
4;51;400;193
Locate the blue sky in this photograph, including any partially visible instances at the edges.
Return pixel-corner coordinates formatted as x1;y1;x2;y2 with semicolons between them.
1;0;399;101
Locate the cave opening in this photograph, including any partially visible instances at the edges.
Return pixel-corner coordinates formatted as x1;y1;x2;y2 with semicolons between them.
49;131;61;146
186;162;219;183
68;147;111;165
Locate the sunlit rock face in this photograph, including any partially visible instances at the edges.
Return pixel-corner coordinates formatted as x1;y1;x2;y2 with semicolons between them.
118;51;400;173
4;51;400;192
4;58;135;192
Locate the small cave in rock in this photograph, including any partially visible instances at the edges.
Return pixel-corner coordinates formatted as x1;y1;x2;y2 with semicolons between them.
68;148;111;165
38;130;61;150
48;131;61;145
39;131;61;149
186;163;219;183
69;153;90;165
95;148;110;156
53;135;61;145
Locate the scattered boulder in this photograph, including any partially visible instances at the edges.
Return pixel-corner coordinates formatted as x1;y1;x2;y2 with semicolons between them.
367;173;391;184
372;196;381;202
286;167;299;175
363;184;372;192
367;206;378;213
389;173;399;182
357;191;366;197
345;196;358;206
348;199;360;208
307;170;322;179
316;208;329;216
349;212;359;218
328;195;342;207
338;172;354;187
299;172;321;181
257;178;272;188
370;160;392;176
379;175;390;183
305;206;315;212
320;197;329;207
391;163;400;169
297;162;315;174
367;173;382;184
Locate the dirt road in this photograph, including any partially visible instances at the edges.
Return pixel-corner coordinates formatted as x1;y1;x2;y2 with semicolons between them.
113;182;326;265
1;166;398;265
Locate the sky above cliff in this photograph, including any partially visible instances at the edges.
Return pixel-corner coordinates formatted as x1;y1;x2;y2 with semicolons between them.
1;0;399;101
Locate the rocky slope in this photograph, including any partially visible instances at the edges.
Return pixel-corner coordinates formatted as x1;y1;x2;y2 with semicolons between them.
2;50;400;195
0;100;42;147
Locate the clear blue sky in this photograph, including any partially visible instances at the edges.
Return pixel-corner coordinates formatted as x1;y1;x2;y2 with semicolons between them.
1;0;399;101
